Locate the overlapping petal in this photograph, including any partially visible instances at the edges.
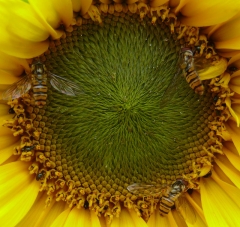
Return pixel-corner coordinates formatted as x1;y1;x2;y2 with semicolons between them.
0;105;20;164
148;211;172;227
199;57;227;80
201;177;240;227
77;0;92;15
51;207;101;227
228;52;240;68
112;208;148;227
178;0;240;27
215;154;240;188
0;51;29;76
0;162;39;227
29;0;73;33
225;119;240;154
212;171;240;209
229;71;240;94
28;0;64;39
0;0;49;58
208;13;240;50
150;0;169;7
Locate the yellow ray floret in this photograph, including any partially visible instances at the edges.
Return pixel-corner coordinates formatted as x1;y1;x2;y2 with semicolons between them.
179;0;240;26
199;58;227;80
0;51;29;76
225;119;240;154
201;177;240;227
0;162;39;227
212;170;240;209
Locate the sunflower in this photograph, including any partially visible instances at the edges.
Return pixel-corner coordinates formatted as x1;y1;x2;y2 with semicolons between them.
1;0;240;226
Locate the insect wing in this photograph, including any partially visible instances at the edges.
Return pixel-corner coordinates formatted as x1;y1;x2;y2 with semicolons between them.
176;195;197;224
2;75;31;100
194;56;212;73
127;183;167;196
48;72;83;96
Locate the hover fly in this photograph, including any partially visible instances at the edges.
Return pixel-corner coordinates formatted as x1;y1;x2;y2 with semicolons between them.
127;179;196;224
2;61;83;107
180;48;204;95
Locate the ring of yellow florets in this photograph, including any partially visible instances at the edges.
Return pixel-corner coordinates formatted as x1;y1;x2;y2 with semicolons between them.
3;2;232;224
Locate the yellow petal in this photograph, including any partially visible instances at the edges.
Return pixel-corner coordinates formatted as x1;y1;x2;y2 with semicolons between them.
80;0;93;15
51;208;102;227
0;71;23;85
224;141;239;155
199;57;227;80
16;192;45;227
112;208;148;227
16;193;67;227
0;135;19;150
147;210;171;227
229;71;240;94
128;0;139;3
0;1;49;58
0;1;49;42
150;0;169;7
225;97;240;126
219;129;232;141
180;0;240;26
0;161;39;227
213;162;235;185
231;103;240;125
223;145;240;171
28;0;64;39
0;141;19;165
201;177;240;227
215;155;240;188
215;37;240;50
197;165;212;177
185;191;207;225
0;51;29;75
212;170;240;209
169;0;180;8
173;0;191;13
0;32;49;59
0;115;16;132
228;52;240;66
0;108;12;119
129;209;149;226
64;208;101;227
167;211;178;227
50;208;71;227
217;50;240;58
99;216;107;227
0;104;9;116
232;93;240;103
225;119;240;154
41;201;68;227
79;209;101;227
62;207;79;226
51;0;73;27
203;12;240;38
210;14;240;42
8;7;49;42
71;0;81;12
170;210;187;227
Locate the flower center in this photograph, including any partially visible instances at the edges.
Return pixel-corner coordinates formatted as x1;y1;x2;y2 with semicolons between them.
5;9;223;224
44;15;212;184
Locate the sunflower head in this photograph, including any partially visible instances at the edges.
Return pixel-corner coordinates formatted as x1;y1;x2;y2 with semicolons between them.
1;1;240;227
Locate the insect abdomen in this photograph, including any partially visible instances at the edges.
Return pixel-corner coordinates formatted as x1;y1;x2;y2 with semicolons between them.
159;196;175;215
32;84;48;107
185;66;204;95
